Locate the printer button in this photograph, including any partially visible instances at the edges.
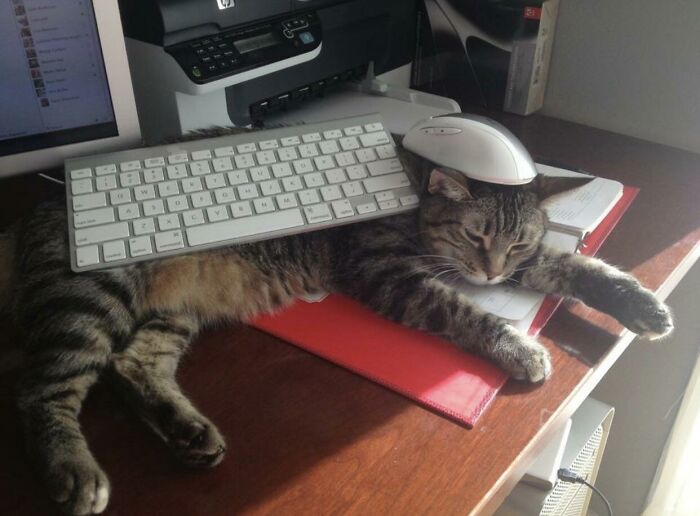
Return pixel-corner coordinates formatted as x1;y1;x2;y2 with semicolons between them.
283;29;294;39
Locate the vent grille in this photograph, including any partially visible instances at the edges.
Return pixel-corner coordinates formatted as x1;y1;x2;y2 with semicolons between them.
540;425;604;516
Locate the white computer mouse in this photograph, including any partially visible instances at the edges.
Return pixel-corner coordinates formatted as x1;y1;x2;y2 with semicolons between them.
402;113;537;185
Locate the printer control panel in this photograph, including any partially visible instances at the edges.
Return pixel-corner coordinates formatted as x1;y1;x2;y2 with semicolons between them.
166;12;322;84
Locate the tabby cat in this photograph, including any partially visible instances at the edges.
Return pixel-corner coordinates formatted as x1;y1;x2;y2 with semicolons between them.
0;135;672;515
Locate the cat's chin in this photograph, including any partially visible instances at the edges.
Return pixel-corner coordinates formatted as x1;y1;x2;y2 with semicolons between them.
465;274;507;286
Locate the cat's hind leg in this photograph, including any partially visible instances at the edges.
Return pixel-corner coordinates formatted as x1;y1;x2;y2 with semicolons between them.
109;313;226;468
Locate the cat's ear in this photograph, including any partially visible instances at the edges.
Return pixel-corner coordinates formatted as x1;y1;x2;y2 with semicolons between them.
533;174;594;202
427;168;473;201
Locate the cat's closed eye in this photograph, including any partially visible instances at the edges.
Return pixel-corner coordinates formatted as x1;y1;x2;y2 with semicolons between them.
508;242;531;254
463;229;485;247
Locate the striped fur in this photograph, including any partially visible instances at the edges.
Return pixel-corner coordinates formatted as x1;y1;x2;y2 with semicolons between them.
0;139;672;515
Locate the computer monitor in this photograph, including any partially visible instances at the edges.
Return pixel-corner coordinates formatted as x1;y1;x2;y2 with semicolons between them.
0;0;141;178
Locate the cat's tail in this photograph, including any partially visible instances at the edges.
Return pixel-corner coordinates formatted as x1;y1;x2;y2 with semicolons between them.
0;227;17;313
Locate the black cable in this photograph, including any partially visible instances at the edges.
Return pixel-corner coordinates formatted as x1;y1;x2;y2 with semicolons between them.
557;468;613;516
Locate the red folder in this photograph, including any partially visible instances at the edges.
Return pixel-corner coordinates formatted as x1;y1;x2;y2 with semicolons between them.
252;187;638;427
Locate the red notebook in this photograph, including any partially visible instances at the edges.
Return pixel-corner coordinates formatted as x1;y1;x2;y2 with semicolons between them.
252;186;638;427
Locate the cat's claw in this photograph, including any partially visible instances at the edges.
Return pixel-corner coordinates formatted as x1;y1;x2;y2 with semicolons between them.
45;456;110;515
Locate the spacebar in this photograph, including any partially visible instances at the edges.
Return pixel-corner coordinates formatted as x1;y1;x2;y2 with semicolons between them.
186;209;305;246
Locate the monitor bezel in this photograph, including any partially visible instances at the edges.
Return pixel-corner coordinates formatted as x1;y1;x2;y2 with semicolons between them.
0;0;141;178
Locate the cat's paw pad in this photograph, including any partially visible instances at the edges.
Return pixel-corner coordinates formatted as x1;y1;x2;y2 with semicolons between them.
170;418;227;468
619;287;674;339
506;335;552;383
46;456;110;515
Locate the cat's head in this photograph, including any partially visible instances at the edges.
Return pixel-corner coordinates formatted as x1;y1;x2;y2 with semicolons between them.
418;168;590;286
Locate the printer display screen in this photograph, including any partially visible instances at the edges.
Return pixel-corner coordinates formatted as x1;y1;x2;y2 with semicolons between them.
0;0;118;157
234;32;280;54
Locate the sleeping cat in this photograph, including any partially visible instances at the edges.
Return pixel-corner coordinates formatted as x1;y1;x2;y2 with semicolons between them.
0;137;672;515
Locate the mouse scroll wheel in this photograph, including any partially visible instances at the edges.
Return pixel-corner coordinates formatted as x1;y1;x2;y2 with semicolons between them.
423;127;462;135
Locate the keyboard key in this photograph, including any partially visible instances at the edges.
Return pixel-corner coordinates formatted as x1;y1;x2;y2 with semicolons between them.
109;188;132;205
205;173;227;189
183;209;206;226
250;166;271;181
356;202;378;214
282;176;303;191
182;177;204;193
271;163;293;178
168;153;189;164
167;164;188;180
343;125;363;136
191;149;213;160
227;170;249;185
331;199;354;218
96;175;118;191
158;181;179;197
95;164;117;176
237;184;259;200
143;199;165;217
186;209;304;246
260;180;282;196
256;150;277;165
118;203;140;221
133;218;156;235
319;140;340;154
144;157;166;167
234;154;256;169
191;191;213;208
298;189;320;205
75;222;129;246
71;179;93;195
360;131;391;147
129;236;153;257
341;181;364;197
376;144;397;159
237;142;257;153
281;136;301;146
70;168;92;180
302;132;321;143
276;193;298;209
346;165;368;180
278;147;299;161
230;201;253;218
379;199;399;210
73;207;115;228
304;173;324;188
355;148;378;163
400;194;420;206
298;143;319;158
158;214;180;230
134;184;156;201
190;161;212;176
320;185;342;201
367;158;403;176
214;146;235;157
206;205;229;222
214;187;236;204
213;157;234;172
76;245;100;267
120;160;141;172
143;167;165;183
154;230;185;252
323;129;342;139
303;203;333;223
364;122;383;132
324;168;346;184
313;155;335;171
339;136;360;151
293;159;314;174
103;240;127;262
120;171;141;187
167;195;189;212
253;197;275;214
259;139;279;150
363;172;411;193
335;151;356;167
375;191;395;202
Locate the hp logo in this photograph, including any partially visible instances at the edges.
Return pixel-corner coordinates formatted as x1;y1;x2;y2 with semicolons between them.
217;0;235;9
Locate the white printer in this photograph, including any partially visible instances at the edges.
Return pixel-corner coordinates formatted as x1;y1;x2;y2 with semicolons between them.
118;0;458;143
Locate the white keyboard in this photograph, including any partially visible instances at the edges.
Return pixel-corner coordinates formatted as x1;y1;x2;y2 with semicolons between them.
65;114;420;272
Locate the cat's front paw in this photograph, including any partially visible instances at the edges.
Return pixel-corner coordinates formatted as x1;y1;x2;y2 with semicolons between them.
45;454;110;515
498;329;552;383
169;417;227;468
612;280;673;339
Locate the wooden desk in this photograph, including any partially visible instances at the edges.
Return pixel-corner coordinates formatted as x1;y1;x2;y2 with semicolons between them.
0;115;698;515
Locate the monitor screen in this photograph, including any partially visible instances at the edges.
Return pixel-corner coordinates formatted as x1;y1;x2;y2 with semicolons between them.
0;0;118;158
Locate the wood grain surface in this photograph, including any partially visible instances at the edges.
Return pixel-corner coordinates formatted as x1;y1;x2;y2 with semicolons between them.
0;114;698;515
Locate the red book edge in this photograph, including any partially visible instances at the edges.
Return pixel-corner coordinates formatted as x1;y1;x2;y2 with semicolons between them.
250;186;638;427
